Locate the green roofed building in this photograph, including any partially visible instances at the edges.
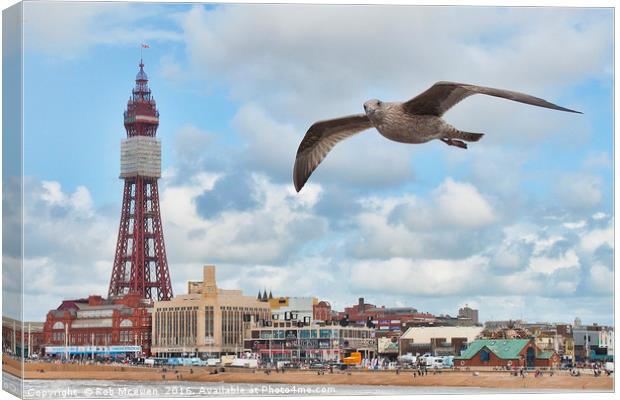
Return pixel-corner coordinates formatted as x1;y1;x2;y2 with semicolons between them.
454;338;560;369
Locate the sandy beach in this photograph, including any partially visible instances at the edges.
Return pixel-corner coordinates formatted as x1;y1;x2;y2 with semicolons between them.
2;356;613;391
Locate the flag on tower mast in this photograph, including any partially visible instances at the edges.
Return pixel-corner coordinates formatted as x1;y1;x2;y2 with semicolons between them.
140;43;150;62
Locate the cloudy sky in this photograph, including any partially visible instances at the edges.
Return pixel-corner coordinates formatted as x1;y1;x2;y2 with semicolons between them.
13;2;613;325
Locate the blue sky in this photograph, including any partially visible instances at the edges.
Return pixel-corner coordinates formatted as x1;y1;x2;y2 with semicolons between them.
13;2;613;325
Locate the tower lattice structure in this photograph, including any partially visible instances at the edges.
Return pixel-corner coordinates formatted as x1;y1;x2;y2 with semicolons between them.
108;61;173;301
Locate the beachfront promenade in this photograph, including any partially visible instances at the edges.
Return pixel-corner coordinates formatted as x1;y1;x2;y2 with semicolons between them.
2;356;612;391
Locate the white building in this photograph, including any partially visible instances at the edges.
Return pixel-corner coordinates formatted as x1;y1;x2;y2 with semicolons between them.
268;297;316;327
399;326;484;356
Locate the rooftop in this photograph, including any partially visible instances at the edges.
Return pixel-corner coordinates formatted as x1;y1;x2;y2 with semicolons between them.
400;326;484;343
456;339;531;360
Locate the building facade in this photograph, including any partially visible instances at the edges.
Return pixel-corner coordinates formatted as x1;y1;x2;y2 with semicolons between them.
42;294;152;357
338;297;433;335
458;306;479;325
573;324;614;361
267;296;316;326
455;339;560;369
151;265;271;357
244;324;376;364
399;326;484;356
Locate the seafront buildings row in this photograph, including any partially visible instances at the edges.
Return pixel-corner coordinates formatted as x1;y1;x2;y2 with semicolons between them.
2;263;614;369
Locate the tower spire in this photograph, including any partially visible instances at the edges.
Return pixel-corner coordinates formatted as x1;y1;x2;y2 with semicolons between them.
108;60;172;302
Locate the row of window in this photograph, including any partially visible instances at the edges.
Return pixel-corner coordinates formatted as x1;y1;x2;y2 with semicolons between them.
51;319;133;330
256;329;372;340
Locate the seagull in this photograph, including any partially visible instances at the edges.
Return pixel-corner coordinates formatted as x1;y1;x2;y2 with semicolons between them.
292;81;581;192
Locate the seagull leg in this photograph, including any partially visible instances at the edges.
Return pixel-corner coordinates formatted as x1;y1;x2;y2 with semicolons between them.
440;138;468;149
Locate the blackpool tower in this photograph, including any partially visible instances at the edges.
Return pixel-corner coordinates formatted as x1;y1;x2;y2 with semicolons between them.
108;61;173;301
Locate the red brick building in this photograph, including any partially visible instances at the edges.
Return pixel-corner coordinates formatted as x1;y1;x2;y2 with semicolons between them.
313;300;333;321
455;338;560;369
338;297;433;335
43;294;152;357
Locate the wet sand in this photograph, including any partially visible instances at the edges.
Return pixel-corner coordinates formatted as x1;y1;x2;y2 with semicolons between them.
3;356;613;391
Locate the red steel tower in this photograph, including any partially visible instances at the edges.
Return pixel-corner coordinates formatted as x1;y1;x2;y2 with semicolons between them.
108;61;173;301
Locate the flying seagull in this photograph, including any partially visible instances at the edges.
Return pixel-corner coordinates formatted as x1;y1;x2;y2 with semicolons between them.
292;81;581;192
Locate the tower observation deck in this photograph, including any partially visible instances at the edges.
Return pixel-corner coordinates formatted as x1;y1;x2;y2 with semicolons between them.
108;61;173;301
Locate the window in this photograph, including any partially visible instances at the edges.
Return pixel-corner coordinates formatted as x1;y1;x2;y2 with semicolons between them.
205;306;214;340
120;330;132;343
480;349;490;362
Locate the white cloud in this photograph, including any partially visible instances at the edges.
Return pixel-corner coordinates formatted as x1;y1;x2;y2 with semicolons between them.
554;174;603;210
592;212;608;220
390;178;495;231
491;238;532;271
349;256;488;296
23;2;182;61
582;151;611;170
563;220;587;230
580;221;613;253
589;263;613;294
529;249;580;275
161;171;327;265
433;178;496;227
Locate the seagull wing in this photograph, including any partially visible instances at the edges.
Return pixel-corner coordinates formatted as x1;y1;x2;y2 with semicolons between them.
402;81;582;116
293;114;372;192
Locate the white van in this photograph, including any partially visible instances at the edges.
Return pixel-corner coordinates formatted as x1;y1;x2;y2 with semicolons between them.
430;357;444;369
206;358;220;366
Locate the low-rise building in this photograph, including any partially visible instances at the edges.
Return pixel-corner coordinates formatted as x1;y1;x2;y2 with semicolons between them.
267;296;316;326
151;265;271;358
455;339;560;369
338;297;433;335
399;326;484;356
244;324;376;364
573;324;614;362
42;293;152;358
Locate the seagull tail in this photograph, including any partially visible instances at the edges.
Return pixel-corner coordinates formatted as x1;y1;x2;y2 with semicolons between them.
454;131;485;142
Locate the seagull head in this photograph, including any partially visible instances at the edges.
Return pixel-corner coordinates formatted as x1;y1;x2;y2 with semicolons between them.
363;99;385;119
